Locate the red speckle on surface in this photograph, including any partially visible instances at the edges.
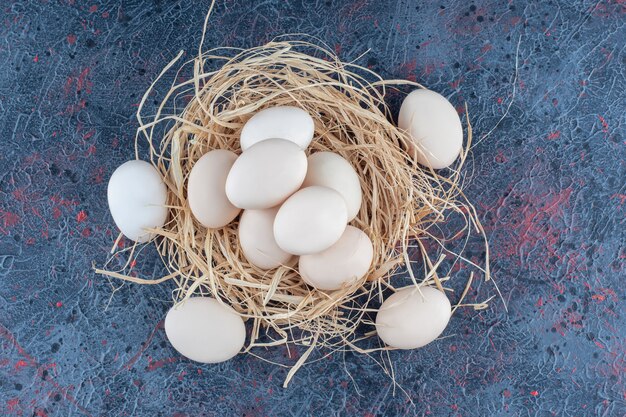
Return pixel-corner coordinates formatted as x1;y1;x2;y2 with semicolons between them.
495;149;508;163
598;115;609;133
12;188;27;202
81;227;91;237
530;390;539;397
0;211;20;233
76;210;88;222
146;357;178;372
14;360;29;371
88;4;98;13
546;131;561;140
611;194;626;205
66;34;76;45
6;398;19;412
56;301;63;308
64;68;92;97
421;62;437;77
115;321;164;374
33;54;39;62
449;77;463;89
397;58;417;82
101;11;109;18
503;389;511;398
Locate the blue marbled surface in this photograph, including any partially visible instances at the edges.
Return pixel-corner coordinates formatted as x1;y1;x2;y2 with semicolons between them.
1;1;625;416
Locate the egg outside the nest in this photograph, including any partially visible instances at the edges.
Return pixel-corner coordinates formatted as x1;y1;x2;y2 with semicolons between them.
107;160;168;243
164;297;246;364
375;286;451;349
398;89;463;169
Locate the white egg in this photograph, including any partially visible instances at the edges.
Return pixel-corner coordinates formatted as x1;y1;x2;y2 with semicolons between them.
107;160;168;243
398;89;463;169
226;139;307;209
239;208;293;270
240;106;314;151
274;186;347;256
301;152;362;221
188;150;241;229
164;297;246;364
376;286;451;349
299;226;373;291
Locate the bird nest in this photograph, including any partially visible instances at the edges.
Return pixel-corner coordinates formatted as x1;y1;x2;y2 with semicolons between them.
96;21;495;388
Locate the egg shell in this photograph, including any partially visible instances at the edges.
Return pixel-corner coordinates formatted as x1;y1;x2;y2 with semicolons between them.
239;208;293;270
398;89;463;169
164;297;246;364
226;139;307;209
274;186;348;256
188;150;241;229
301;152;362;221
375;286;451;349
240;106;314;151
299;226;373;291
107;160;168;243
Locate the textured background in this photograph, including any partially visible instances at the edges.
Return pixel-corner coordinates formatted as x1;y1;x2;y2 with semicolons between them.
1;1;625;416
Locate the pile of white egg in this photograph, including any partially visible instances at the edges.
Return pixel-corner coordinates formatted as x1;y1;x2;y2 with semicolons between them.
107;89;463;364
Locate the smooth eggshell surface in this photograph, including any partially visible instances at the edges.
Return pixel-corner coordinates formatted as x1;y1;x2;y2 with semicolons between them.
107;160;167;243
240;106;314;151
376;286;451;349
188;150;241;229
164;297;246;364
274;186;348;256
398;89;463;169
239;208;293;270
226;139;307;209
301;152;362;221
299;226;373;290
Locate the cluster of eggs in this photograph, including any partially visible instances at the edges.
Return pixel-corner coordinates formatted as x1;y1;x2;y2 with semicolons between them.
107;89;463;364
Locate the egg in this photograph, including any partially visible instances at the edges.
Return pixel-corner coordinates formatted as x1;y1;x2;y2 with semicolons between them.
398;89;463;169
299;226;373;290
301;152;362;221
188;150;241;229
164;297;246;363
239;208;293;270
240;106;314;151
107;160;168;243
226;139;307;209
375;286;451;349
274;186;348;255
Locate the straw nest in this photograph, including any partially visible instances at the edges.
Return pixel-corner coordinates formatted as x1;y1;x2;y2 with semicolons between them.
96;21;495;387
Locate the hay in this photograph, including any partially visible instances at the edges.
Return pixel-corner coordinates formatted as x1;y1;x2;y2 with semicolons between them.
95;10;495;388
